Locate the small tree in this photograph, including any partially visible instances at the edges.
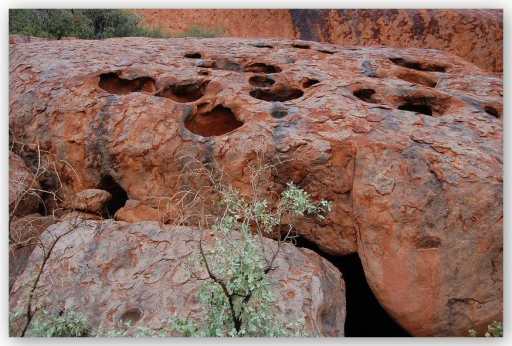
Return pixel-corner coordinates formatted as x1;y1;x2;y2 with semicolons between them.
166;155;331;337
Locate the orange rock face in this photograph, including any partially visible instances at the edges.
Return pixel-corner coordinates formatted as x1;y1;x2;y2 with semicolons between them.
131;9;503;73
9;36;502;336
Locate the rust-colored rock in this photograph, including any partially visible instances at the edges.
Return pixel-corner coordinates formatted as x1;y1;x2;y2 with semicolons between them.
130;9;503;72
61;188;112;214
115;204;162;223
9;152;41;218
9;37;502;336
10;220;346;336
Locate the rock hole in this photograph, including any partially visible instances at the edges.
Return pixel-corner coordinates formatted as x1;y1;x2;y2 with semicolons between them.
156;80;209;103
98;73;156;95
250;86;304;102
185;105;243;137
353;89;380;104
317;49;335;55
295;237;411;337
119;307;143;325
390;58;447;73
397;102;433;116
197;69;210;76
249;75;275;87
302;78;320;88
98;175;128;218
244;63;282;74
397;72;438;88
292;43;311;49
185;52;201;59
484;106;500;118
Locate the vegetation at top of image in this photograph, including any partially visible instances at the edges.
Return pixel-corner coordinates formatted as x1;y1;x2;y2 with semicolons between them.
9;9;225;40
469;321;503;337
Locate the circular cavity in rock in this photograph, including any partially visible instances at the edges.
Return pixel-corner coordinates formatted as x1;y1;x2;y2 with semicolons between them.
353;89;380;104
484;106;500;118
249;75;275;87
119;307;143;324
185;105;243;137
98;73;156;95
250;86;304;102
156;80;209;103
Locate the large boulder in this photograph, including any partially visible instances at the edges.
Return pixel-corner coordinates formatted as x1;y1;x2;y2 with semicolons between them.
8;37;502;336
9;220;346;336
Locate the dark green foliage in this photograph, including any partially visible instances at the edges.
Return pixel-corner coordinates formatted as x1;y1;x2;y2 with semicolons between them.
9;9;225;40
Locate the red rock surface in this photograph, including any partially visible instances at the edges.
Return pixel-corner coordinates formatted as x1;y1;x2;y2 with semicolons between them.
130;9;503;72
9;152;41;218
61;188;112;213
9;36;502;336
10;220;346;336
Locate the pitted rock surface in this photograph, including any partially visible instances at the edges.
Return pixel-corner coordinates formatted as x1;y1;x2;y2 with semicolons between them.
9;37;502;336
9;220;346;337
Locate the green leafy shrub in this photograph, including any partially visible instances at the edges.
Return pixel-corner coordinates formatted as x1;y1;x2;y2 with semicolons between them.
165;180;331;337
469;321;503;337
26;309;89;337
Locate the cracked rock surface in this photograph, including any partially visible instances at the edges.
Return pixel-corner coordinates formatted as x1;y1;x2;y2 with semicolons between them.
9;36;502;336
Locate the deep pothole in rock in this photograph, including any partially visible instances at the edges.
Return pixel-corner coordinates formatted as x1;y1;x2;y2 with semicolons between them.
185;105;243;137
119;307;143;325
156;80;209;103
98;175;128;218
397;101;433;116
99;73;156;95
295;237;411;337
184;52;202;59
353;89;381;104
397;72;438;88
484;106;500;118
301;78;320;88
250;86;304;102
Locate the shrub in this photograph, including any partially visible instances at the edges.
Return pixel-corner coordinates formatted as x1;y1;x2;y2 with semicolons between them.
26;309;89;337
469;321;503;337
9;9;224;40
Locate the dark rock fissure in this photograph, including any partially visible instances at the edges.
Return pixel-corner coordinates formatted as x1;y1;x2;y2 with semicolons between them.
398;102;433;116
98;175;128;218
295;237;411;337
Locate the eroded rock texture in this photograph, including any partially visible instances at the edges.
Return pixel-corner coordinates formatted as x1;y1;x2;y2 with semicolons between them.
9;37;502;336
9;220;346;337
131;9;503;72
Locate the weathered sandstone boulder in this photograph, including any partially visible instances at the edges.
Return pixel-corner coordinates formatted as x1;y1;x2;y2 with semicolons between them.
61;188;112;214
131;9;503;72
9;152;41;218
9;37;502;336
10;220;346;336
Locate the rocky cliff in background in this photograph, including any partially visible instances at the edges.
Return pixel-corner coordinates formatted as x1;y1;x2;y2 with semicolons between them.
9;36;502;336
130;9;503;73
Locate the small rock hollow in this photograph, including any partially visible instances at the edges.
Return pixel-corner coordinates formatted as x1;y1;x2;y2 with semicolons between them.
98;175;128;218
397;72;438;88
353;89;380;104
185;105;243;137
99;73;156;95
249;75;275;87
296;237;411;337
484;106;500;118
292;43;311;49
390;57;447;73
157;80;209;103
398;102;433;116
244;63;282;74
185;52;202;59
119;307;143;324
250;86;304;102
302;78;320;88
317;49;335;55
